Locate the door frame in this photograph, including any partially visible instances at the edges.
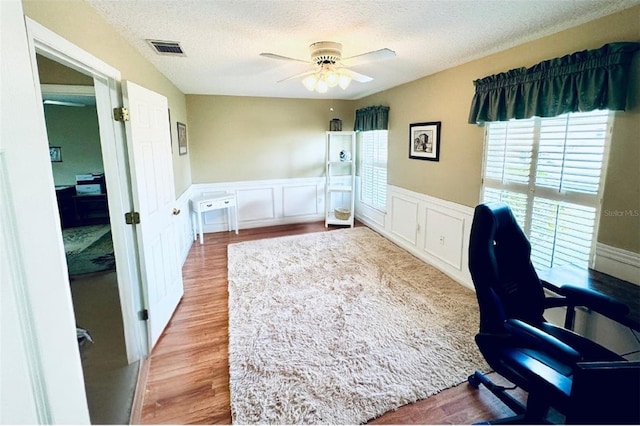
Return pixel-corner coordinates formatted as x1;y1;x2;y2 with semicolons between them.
26;17;148;363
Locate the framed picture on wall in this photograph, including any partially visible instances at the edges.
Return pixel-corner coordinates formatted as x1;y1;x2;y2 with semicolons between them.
49;146;62;162
177;121;188;155
409;121;441;161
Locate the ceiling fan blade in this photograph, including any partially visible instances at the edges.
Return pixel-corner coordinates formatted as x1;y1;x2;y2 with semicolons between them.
43;99;86;107
277;70;316;83
340;69;374;83
260;52;310;64
340;48;396;67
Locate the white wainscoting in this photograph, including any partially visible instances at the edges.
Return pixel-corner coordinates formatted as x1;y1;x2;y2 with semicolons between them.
354;177;386;230
355;182;474;289
390;194;420;246
175;189;195;264
184;177;640;293
594;243;640;285
190;178;325;234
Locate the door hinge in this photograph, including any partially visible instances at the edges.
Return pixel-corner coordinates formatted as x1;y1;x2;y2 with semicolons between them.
124;211;140;225
139;309;149;321
113;107;130;122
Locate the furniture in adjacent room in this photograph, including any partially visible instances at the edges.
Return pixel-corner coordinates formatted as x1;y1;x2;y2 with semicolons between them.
325;131;355;227
190;192;238;244
73;193;109;226
466;202;640;424
55;185;77;229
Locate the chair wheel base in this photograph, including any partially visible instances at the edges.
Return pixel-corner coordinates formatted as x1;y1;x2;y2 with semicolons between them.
468;373;481;388
468;371;528;421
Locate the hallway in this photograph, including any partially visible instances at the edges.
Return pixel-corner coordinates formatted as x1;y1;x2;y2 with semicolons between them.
71;271;138;424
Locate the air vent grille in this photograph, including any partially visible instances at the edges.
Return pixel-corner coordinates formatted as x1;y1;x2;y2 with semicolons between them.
147;40;185;56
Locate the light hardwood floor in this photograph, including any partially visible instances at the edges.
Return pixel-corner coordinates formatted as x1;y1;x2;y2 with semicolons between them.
140;222;526;424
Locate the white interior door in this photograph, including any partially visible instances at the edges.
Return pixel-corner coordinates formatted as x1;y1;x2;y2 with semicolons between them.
2;0;90;422
123;81;184;348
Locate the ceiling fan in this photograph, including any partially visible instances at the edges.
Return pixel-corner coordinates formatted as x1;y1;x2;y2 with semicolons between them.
260;41;395;93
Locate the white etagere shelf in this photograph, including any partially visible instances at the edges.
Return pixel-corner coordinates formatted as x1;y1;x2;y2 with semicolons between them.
325;131;356;227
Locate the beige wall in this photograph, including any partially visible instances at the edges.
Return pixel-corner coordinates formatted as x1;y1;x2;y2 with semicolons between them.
187;95;354;183
355;6;640;253
44;105;104;186
24;0;638;252
37;54;93;86
22;0;192;196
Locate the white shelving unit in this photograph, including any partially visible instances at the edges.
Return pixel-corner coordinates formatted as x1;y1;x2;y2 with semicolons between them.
325;131;356;227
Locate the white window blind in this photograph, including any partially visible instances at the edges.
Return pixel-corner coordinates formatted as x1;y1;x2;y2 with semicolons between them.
482;110;611;270
359;130;388;212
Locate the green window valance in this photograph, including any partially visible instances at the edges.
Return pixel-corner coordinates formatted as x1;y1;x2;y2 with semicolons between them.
354;105;390;131
468;42;640;124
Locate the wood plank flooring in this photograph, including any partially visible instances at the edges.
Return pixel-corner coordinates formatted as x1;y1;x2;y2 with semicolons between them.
140;222;526;424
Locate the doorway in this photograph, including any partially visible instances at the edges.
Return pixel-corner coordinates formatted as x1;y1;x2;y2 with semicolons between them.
24;15;186;421
36;54;138;425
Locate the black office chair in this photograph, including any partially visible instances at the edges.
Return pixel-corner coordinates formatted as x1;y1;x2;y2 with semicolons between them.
467;202;640;424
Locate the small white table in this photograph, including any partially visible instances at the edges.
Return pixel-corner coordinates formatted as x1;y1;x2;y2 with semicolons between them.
190;192;238;244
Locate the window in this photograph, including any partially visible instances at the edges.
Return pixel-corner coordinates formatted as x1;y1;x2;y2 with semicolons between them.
359;130;388;212
482;110;611;270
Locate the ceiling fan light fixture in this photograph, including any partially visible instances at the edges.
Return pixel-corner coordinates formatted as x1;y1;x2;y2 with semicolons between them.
302;74;317;91
315;78;328;93
325;66;339;87
338;73;352;90
265;41;392;94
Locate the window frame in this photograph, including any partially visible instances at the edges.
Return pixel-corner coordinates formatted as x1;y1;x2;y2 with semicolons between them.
479;110;614;270
357;129;388;213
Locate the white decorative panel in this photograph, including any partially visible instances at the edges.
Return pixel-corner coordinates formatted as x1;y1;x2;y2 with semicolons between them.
283;185;318;217
358;185;474;289
141;142;158;214
202;209;229;226
390;195;418;245
149;234;165;302
175;190;194;263
237;188;275;222
424;208;464;270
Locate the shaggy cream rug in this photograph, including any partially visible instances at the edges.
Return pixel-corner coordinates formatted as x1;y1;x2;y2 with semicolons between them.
228;227;487;424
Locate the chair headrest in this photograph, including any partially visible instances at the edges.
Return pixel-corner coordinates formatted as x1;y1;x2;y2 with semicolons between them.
473;202;530;251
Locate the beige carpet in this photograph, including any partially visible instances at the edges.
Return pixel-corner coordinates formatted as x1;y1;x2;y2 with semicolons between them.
228;227;488;424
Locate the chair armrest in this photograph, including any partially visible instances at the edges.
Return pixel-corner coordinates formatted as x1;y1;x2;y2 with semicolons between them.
543;295;569;309
559;284;629;319
505;319;581;364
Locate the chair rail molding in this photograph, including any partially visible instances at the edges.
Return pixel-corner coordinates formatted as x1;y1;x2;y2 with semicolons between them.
594;243;640;285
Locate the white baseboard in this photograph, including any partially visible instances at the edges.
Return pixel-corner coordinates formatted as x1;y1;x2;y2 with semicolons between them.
594;243;640;285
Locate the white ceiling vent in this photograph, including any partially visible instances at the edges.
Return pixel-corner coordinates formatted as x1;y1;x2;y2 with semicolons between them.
147;40;185;56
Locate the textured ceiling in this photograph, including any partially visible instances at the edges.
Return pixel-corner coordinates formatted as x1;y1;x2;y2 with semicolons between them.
86;0;639;100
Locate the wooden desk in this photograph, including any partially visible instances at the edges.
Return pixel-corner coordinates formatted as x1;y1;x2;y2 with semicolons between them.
190;192;238;244
538;265;640;332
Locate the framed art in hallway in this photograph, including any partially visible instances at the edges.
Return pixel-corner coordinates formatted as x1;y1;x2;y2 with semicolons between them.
409;121;441;161
177;121;188;155
49;146;62;162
